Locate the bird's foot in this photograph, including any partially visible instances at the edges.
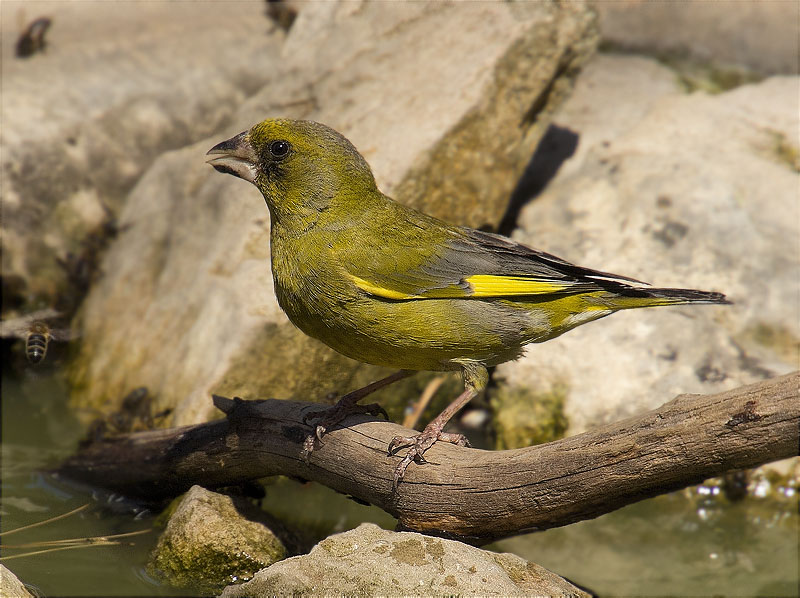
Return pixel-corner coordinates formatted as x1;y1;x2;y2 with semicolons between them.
388;426;470;490
302;400;389;460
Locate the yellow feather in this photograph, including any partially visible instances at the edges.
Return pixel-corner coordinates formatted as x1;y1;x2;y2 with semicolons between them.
465;275;566;297
349;275;417;300
350;273;573;300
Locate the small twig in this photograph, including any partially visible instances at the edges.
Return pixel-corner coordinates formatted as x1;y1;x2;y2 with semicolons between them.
3;529;152;549
0;529;152;560
402;376;446;429
0;503;89;537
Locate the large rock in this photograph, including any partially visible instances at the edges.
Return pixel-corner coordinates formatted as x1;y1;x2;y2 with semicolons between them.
68;0;600;424
219;523;589;597
1;1;283;309
594;1;798;75
148;485;287;593
495;57;799;439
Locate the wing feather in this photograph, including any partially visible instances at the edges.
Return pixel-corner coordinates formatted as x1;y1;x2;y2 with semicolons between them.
346;224;645;301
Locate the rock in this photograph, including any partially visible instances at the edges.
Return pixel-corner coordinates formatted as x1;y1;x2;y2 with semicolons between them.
219;523;590;598
539;54;685;181
490;382;569;450
0;564;34;598
1;1;284;310
68;0;600;424
593;1;798;75
148;485;287;593
495;61;799;440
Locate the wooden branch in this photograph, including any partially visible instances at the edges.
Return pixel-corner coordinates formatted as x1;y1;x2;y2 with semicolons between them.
54;372;799;542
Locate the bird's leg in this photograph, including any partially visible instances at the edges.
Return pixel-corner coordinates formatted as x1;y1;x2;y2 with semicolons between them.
302;369;414;457
388;362;487;490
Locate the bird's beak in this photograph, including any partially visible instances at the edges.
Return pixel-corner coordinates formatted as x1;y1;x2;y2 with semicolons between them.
206;131;258;183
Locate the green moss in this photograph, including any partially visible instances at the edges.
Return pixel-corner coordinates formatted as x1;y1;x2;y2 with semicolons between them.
598;45;764;95
319;537;357;557
495;554;526;584
769;131;800;172
423;537;445;560
148;488;287;593
153;494;184;529
389;538;427;566
743;321;800;364
150;537;278;593
489;382;569;450
664;57;763;94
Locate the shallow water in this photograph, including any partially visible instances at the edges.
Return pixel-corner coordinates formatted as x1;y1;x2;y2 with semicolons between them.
494;486;799;596
1;364;797;596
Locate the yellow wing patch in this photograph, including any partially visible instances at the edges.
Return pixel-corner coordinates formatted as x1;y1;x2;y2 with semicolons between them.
349;273;573;300
348;275;417;300
464;275;567;297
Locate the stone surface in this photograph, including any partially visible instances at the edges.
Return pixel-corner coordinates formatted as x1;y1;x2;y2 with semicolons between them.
67;0;600;424
495;59;799;439
219;523;589;598
594;1;798;75
148;485;287;593
1;2;283;309
0;564;34;598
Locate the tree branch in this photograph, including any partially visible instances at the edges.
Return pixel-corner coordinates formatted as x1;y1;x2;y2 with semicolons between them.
54;372;799;542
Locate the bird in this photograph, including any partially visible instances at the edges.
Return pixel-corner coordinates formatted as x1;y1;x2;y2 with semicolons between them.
206;118;729;489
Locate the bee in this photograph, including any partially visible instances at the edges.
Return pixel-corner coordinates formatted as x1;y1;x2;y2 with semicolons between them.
15;15;52;58
0;309;74;365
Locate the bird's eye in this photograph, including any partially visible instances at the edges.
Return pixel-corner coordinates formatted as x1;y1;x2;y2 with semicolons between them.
270;140;290;158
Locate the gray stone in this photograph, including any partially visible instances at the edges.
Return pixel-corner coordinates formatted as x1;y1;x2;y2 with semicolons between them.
1;1;283;307
0;565;34;598
496;66;799;438
594;1;798;75
542;54;685;182
219;523;589;598
68;0;600;424
148;485;287;593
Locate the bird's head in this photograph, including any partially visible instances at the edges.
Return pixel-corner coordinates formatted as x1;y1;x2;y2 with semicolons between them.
206;119;378;222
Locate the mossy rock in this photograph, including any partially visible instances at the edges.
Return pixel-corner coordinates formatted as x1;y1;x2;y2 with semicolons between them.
490;382;569;450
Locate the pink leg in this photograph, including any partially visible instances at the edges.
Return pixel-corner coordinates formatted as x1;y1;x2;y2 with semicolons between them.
388;386;476;489
302;370;414;457
388;361;488;490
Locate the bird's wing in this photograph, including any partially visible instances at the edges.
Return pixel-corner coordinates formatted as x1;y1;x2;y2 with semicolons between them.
347;228;645;301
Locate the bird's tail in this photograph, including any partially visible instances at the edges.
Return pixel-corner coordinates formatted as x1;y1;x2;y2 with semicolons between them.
609;286;730;309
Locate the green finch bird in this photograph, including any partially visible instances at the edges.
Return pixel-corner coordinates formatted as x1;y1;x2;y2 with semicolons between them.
207;118;728;488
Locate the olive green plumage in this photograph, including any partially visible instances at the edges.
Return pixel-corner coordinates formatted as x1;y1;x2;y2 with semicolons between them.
207;118;727;376
207;118;728;485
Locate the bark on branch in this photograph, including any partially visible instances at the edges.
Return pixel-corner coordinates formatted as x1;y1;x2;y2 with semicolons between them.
55;372;799;542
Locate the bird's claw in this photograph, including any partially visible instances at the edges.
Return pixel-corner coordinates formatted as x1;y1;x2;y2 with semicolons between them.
389;429;470;491
315;424;327;442
392;453;416;492
301;402;390;459
387;434;413;456
301;434;316;463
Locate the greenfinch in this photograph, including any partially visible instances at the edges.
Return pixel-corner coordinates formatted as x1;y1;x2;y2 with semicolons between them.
207;118;728;488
